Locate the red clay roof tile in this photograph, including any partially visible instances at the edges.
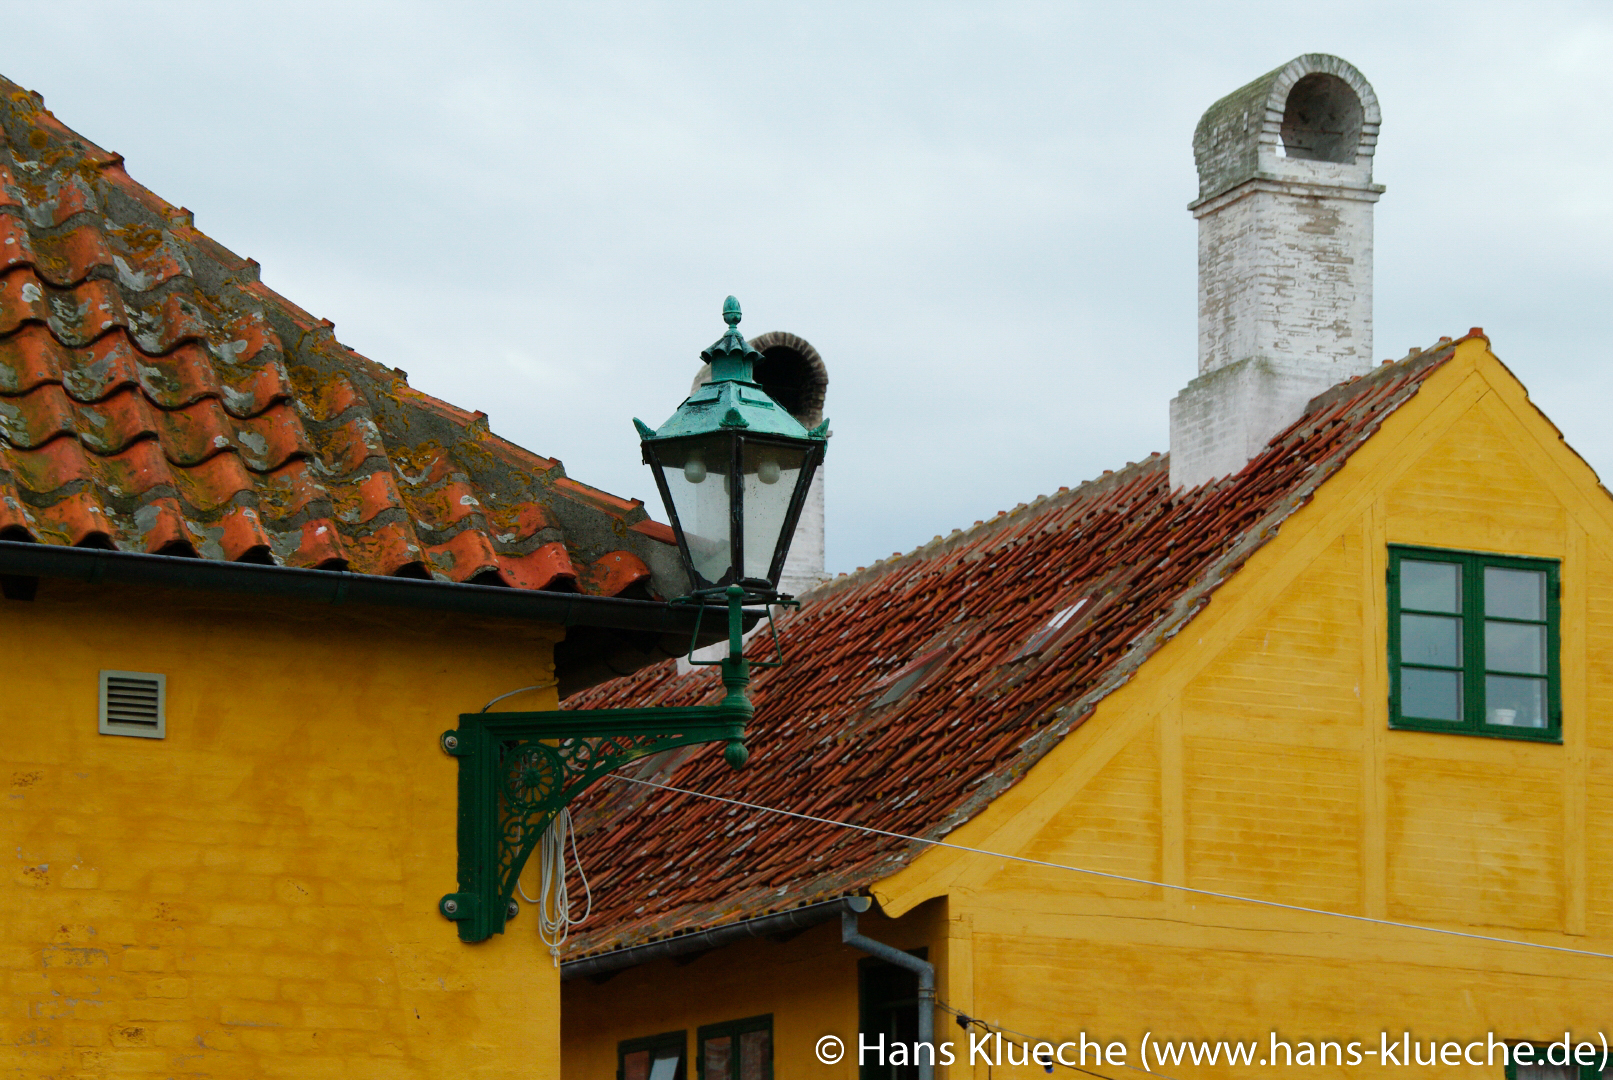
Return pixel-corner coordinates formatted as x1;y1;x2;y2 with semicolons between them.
0;76;676;598
563;339;1469;957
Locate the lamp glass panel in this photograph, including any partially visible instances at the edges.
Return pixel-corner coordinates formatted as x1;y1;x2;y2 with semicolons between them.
657;435;734;587
740;441;809;582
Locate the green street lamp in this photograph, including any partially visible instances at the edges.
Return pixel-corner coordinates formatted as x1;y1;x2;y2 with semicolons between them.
439;298;827;943
636;295;828;600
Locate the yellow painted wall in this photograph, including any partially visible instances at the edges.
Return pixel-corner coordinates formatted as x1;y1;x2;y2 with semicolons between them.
563;902;948;1080
1;577;568;1078
563;340;1613;1080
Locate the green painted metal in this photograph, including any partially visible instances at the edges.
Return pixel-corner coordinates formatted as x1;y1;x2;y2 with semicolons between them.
634;297;829;445
635;297;830;595
441;585;757;943
441;299;829;942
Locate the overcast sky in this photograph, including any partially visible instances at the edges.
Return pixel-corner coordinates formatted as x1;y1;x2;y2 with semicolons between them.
8;2;1611;574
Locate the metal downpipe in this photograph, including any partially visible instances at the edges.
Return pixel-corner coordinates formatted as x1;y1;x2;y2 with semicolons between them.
841;905;935;1080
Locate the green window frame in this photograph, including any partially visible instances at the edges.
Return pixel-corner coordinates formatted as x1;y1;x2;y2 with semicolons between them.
1503;1044;1610;1079
1388;545;1561;742
619;1031;687;1080
697;1015;772;1080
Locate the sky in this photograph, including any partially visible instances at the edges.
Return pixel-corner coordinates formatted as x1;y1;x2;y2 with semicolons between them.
6;1;1611;575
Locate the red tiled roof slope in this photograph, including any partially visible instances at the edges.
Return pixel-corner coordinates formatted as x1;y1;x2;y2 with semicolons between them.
563;337;1471;956
0;78;675;596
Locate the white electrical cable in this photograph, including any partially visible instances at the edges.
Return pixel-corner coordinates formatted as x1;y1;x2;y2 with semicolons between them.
479;682;559;713
472;685;589;961
520;807;594;964
606;774;1613;963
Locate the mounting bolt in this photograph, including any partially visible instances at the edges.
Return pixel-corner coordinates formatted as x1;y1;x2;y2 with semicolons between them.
507;899;519;920
441;733;459;753
442;898;459;915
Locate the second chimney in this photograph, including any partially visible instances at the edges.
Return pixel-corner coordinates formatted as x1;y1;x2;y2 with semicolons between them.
1169;54;1384;490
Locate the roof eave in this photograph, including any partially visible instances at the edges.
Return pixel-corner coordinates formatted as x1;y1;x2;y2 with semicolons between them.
0;540;744;692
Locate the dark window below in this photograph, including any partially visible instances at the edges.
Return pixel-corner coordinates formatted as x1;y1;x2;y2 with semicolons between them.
620;1030;686;1080
859;950;927;1080
1504;1047;1611;1080
698;1015;772;1080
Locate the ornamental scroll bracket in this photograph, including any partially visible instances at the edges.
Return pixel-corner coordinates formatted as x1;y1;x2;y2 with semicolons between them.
439;585;761;944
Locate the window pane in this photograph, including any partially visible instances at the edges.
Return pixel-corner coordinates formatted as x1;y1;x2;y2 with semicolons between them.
1486;621;1546;674
1484;567;1546;620
1402;560;1460;612
705;1037;732;1080
1401;614;1461;667
1402;668;1462;721
625;1051;651;1080
648;1057;680;1080
1486;675;1547;728
739;1030;769;1080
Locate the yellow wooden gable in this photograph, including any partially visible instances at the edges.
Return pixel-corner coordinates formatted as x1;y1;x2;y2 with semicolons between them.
868;335;1613;1069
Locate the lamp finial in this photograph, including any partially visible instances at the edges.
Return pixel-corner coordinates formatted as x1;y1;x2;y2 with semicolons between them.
723;295;742;327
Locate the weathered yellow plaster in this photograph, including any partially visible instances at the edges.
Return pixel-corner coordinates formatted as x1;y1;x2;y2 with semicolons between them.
1;579;566;1078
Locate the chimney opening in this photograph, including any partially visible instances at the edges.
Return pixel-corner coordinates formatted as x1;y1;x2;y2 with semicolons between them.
1280;73;1363;164
753;345;814;423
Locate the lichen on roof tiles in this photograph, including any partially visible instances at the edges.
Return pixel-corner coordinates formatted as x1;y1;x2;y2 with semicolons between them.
561;338;1469;958
0;76;679;598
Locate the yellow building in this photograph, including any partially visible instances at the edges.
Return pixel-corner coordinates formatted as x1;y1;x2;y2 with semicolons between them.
0;76;705;1076
563;334;1613;1080
559;55;1613;1080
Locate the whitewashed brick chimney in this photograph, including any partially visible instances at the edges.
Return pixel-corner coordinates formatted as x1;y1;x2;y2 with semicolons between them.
1169;54;1384;490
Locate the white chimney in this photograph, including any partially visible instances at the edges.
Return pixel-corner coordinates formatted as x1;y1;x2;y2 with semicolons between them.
690;330;829;598
1169;54;1384;490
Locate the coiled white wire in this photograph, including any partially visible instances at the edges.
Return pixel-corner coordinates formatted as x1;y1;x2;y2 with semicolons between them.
519;807;593;964
477;685;592;962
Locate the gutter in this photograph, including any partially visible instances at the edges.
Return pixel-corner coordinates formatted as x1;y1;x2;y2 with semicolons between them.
560;896;869;982
843;907;936;1080
0;540;733;637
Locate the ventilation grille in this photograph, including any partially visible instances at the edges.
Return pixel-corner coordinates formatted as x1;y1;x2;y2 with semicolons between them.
99;671;166;739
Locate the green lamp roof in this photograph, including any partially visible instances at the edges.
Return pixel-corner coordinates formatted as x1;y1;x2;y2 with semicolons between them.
635;297;829;443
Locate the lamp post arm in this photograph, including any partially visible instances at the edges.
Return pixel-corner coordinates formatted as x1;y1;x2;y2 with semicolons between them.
439;587;754;944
